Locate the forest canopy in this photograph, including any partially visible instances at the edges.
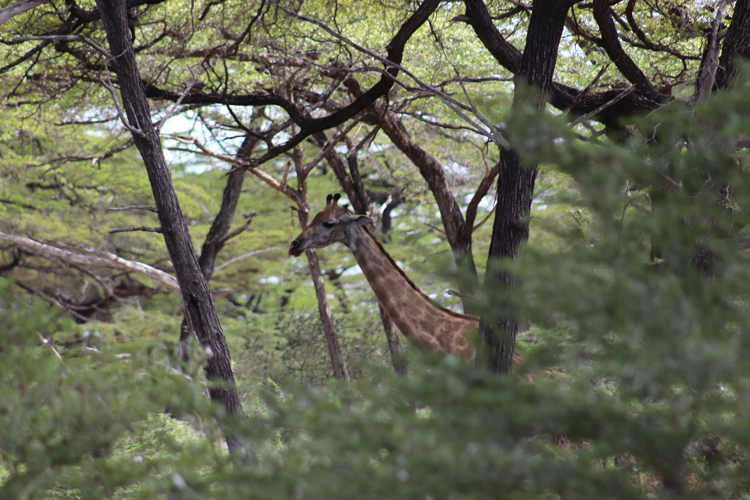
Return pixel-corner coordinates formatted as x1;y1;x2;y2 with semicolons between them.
2;0;750;498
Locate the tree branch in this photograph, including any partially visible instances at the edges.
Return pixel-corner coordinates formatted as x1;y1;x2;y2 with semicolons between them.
592;0;658;94
108;205;157;212
0;231;179;291
109;226;163;234
0;0;49;27
213;247;280;272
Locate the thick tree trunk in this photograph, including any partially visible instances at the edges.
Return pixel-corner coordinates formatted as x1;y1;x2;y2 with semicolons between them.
478;0;570;374
95;0;252;459
715;0;750;91
179;136;256;363
478;150;536;373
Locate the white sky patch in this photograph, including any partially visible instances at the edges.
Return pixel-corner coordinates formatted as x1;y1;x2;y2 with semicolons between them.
159;108;250;173
444;160;470;177
342;265;362;276
260;276;281;284
463;191;495;211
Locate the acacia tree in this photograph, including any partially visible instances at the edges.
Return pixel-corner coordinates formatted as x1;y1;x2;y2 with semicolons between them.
3;0;750;376
95;0;254;459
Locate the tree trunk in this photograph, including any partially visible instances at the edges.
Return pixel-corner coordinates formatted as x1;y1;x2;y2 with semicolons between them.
306;249;349;380
715;0;750;91
95;0;252;459
362;106;478;312
478;0;570;374
179;136;256;363
378;303;408;376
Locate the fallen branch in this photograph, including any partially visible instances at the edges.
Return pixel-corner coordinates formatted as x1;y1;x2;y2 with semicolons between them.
0;231;179;291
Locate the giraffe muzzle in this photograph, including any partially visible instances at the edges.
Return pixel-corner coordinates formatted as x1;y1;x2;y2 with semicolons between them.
288;239;303;256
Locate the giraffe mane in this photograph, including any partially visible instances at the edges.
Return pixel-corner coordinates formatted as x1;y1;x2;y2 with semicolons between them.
360;224;479;323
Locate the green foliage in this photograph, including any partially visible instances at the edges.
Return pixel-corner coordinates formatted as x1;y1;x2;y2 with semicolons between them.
9;81;750;500
0;279;218;499
238;308;392;387
220;80;750;499
5;2;750;498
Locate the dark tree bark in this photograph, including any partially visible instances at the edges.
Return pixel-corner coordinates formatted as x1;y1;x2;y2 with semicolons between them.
593;0;658;94
179;135;257;364
715;0;750;91
94;0;252;459
364;108;477;284
461;0;667;128
477;0;571;374
313;132;370;215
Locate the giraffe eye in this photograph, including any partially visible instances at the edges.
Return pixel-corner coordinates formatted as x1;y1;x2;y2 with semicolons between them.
323;221;336;229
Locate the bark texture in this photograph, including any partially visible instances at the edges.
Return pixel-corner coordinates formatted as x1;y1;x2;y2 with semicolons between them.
179;136;256;362
715;0;750;90
478;0;570;374
94;0;251;458
593;0;658;94
461;0;667;127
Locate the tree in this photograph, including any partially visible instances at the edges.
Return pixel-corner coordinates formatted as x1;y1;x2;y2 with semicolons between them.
3;0;750;375
5;1;750;497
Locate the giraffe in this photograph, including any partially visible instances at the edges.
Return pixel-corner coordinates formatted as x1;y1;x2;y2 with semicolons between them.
288;194;479;360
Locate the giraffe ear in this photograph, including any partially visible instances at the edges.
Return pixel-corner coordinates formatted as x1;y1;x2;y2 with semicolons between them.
343;214;373;227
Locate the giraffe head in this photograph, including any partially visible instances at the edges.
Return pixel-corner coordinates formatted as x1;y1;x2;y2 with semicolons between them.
288;194;373;256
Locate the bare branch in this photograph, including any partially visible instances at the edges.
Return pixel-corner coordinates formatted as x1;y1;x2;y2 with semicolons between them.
156;72;203;131
37;333;64;363
199;201;215;223
214;247;280;272
166;133;303;205
99;73;148;140
0;231;179;291
0;0;49;27
593;0;658;94
11;35;112;59
462;162;501;239
108;205;158;212
109;226;163;234
425;223;446;235
219;212;255;244
571;85;636;125
303;118;362;176
289;7;509;147
471;203;497;234
565;62;610;113
693;0;728;102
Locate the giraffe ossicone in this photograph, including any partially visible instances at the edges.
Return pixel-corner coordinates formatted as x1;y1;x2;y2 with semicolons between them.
289;194;480;360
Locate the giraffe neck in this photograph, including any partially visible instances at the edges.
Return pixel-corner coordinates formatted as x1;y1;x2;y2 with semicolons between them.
345;226;476;359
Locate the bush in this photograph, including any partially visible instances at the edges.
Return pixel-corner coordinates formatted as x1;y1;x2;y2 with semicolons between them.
0;279;217;499
7;81;750;500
